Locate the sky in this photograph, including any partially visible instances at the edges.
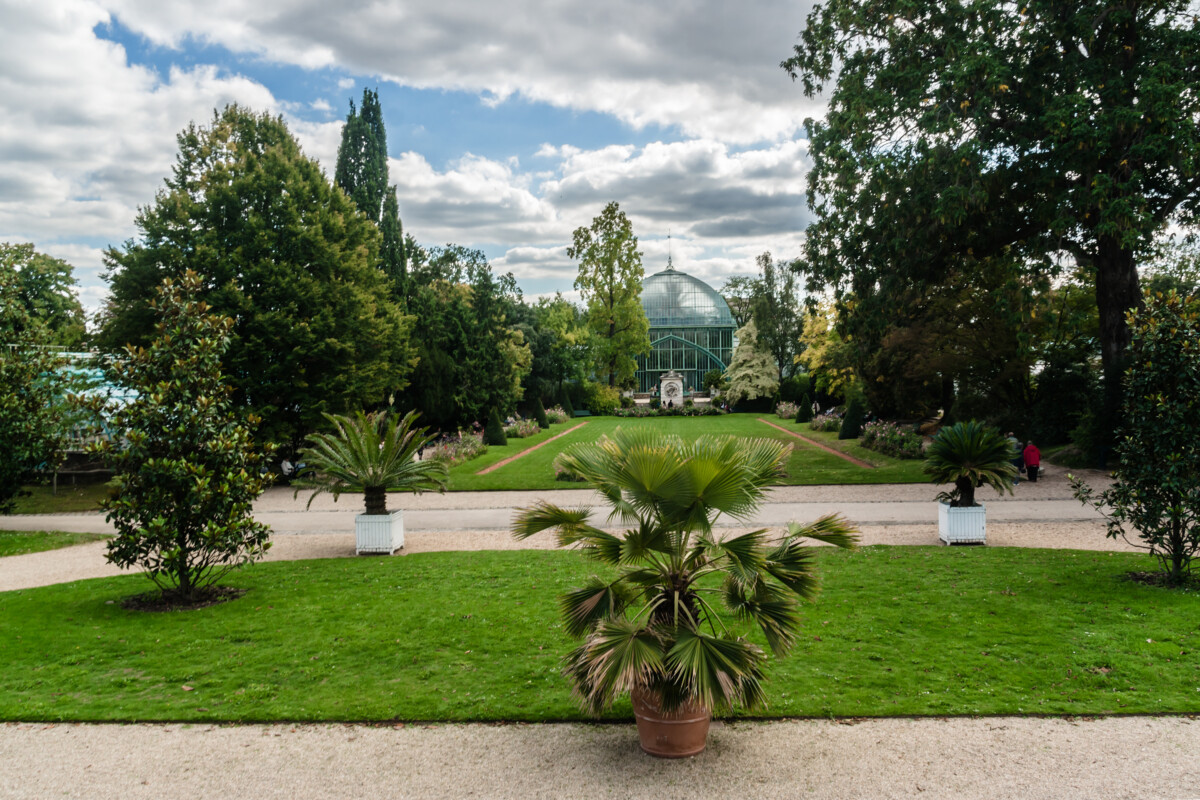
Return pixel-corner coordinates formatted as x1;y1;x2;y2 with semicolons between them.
0;0;826;314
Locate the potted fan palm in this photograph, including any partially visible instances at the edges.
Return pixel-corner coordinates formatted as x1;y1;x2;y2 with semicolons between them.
295;410;448;554
923;420;1016;545
513;428;857;758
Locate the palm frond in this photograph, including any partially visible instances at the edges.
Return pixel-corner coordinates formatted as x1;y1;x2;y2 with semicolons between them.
665;629;766;712
722;578;800;655
785;514;860;550
577;618;666;712
559;578;632;637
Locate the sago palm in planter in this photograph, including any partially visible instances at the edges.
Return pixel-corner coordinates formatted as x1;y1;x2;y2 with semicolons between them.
513;428;858;757
296;411;448;554
923;420;1016;545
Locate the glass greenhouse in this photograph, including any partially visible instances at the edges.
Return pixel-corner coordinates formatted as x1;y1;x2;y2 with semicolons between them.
635;265;736;394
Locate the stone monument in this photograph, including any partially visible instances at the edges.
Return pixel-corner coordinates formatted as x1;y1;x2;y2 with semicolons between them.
659;370;684;406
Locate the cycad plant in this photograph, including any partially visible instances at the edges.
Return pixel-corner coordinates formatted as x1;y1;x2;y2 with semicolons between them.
295;410;448;514
923;420;1016;507
512;428;858;715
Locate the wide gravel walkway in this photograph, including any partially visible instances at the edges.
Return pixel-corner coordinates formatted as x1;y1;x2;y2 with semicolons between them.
6;467;1195;800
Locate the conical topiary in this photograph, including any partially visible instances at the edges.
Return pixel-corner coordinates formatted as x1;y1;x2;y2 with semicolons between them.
484;408;507;446
561;389;575;419
534;396;550;429
796;391;813;423
839;396;865;440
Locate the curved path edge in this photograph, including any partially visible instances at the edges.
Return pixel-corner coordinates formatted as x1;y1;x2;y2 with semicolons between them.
758;417;876;468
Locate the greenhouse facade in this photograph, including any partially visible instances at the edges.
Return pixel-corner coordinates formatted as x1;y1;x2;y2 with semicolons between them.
634;263;737;394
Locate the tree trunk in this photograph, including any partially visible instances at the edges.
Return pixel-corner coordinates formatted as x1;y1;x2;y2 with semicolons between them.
364;486;388;516
1093;236;1142;446
956;476;975;507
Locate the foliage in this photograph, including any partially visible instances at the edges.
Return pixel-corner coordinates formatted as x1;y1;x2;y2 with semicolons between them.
618;394;635;409
0;268;68;513
838;397;865;440
484;408;508;446
568;202;651;386
546;405;570;425
796;304;855;400
334;88;389;221
702;368;726;394
504;418;541;439
91;273;271;602
809;413;841;433
924;421;1016;508
514;294;592;405
559;387;576;419
512;428;858;714
380;186;408;299
783;0;1200;437
860;421;924;460
795;391;813;423
727;252;806;379
778;374;811;404
582;381;620;415
294;410;447;517
1072;290;1200;585
725;319;780;407
425;433;487;468
0;243;87;348
613;404;726;418
403;247;532;429
98;105;416;450
533;396;550;429
775;401;799;420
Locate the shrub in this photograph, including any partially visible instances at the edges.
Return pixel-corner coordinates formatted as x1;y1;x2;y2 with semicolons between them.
560;389;575;419
684;397;694;408
702;368;726;393
619;394;635;409
1072;290;1200;585
839;396;865;440
90;272;270;602
583;381;621;415
860;420;924;459
483;408;508;446
533;397;550;429
810;413;841;433
546;405;570;425
795;391;813;423
504;417;541;439
426;433;486;467
775;401;799;420
649;397;661;410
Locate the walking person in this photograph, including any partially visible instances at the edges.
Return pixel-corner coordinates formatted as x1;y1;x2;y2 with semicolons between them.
1023;440;1041;483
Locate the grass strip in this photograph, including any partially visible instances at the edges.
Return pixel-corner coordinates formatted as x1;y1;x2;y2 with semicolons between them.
1;547;1196;722
0;530;110;558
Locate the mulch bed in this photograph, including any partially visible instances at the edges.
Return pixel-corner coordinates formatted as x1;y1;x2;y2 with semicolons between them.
122;585;247;612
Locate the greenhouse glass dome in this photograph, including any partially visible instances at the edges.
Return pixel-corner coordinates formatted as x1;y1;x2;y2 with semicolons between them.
635;263;736;394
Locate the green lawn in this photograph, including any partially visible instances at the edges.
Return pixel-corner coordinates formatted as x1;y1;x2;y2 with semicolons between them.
0;530;109;558
12;483;111;514
2;547;1196;722
446;413;927;491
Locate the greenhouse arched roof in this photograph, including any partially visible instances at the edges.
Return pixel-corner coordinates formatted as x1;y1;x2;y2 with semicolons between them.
641;267;735;328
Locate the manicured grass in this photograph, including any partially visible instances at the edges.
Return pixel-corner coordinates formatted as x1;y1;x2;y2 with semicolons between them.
0;530;110;558
446;414;927;491
2;547;1196;722
12;483;111;514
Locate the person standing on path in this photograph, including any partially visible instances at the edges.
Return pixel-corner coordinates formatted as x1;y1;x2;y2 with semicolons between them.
1023;441;1041;483
1007;432;1024;485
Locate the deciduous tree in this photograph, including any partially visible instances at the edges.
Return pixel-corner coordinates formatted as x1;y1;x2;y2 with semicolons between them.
568;202;650;386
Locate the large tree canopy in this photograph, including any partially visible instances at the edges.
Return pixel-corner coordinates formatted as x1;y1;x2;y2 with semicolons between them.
335;88;389;222
98;105;415;449
784;0;1200;429
568;202;650;387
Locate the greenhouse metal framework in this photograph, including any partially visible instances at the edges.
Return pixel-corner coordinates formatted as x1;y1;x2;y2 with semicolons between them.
635;263;736;394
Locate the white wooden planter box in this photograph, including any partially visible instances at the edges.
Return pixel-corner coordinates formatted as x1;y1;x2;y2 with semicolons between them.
356;510;404;554
938;501;986;545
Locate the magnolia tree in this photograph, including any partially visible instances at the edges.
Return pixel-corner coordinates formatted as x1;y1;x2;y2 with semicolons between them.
93;272;271;602
1073;290;1200;585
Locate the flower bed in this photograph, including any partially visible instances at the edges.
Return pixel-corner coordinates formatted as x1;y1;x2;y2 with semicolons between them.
776;401;799;420
809;413;841;433
503;418;541;439
545;405;570;424
860;420;924;459
613;405;725;417
426;433;487;467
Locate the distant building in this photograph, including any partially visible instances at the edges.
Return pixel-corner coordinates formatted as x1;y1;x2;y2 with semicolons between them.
635;261;736;394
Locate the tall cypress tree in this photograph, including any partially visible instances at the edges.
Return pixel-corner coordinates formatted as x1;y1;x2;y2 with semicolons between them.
380;185;407;299
335;89;389;221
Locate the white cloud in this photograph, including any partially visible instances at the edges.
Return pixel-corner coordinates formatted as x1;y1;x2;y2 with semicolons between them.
102;0;824;143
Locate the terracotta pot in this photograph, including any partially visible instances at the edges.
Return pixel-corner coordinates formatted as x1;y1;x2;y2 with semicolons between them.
630;686;712;758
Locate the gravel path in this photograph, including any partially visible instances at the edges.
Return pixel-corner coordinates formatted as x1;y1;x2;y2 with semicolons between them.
7;468;1186;800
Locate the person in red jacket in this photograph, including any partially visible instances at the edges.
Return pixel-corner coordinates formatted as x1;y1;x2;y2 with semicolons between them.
1023;441;1041;483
